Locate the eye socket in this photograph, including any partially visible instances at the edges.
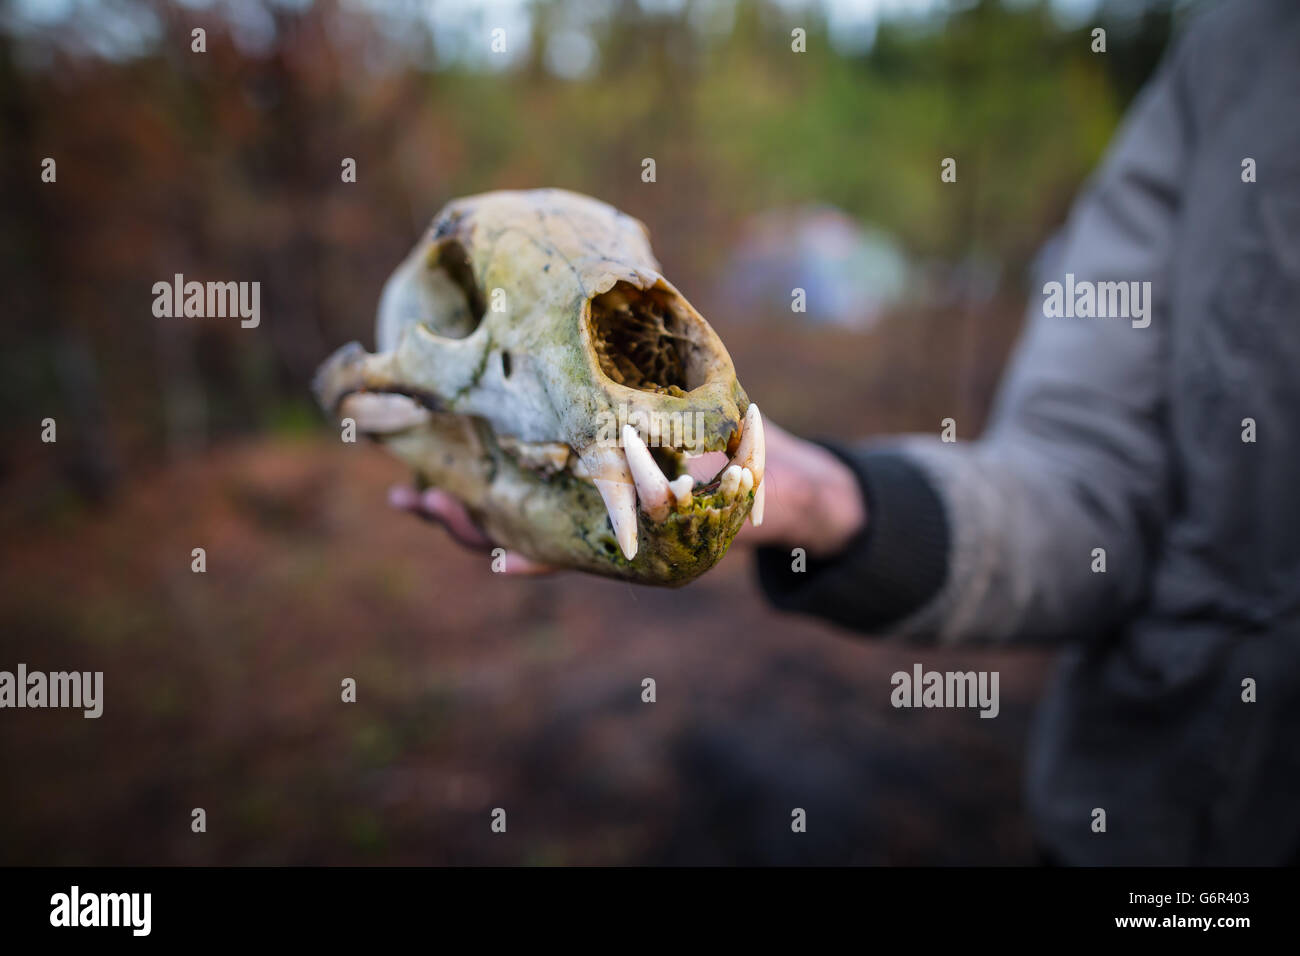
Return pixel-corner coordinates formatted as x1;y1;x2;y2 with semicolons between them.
419;240;485;340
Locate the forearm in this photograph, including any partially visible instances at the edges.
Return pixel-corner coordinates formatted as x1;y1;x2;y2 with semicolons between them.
755;36;1189;644
754;444;949;636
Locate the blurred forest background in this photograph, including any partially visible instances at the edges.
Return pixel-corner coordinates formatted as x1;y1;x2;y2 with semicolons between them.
1;0;1195;864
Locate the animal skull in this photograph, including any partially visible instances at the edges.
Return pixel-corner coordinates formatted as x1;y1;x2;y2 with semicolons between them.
313;189;765;586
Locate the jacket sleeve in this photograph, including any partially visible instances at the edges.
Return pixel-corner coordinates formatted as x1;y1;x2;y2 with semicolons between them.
756;40;1195;645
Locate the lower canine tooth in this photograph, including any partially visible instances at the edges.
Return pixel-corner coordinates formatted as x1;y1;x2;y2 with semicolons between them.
740;467;754;495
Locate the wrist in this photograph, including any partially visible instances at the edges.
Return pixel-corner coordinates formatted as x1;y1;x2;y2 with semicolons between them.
787;440;867;558
813;449;868;557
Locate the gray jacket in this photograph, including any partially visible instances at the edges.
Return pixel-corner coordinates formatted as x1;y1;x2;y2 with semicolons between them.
757;0;1300;865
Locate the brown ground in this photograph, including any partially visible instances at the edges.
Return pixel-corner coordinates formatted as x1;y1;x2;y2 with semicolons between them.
0;306;1054;865
0;433;1051;866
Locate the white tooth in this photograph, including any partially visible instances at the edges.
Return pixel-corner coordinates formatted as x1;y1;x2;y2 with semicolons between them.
338;393;430;433
732;403;766;485
594;478;638;560
719;465;742;499
622;425;672;521
581;445;639;560
740;467;754;496
750;480;766;526
669;474;694;510
578;445;629;483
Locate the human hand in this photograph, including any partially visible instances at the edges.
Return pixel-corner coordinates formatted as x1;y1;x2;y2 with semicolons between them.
724;418;867;558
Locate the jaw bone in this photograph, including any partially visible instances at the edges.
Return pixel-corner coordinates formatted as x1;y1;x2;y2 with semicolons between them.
355;397;771;564
581;403;772;559
343;385;771;552
609;404;768;550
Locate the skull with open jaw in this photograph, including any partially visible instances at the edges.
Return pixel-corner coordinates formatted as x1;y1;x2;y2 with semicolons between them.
313;188;765;586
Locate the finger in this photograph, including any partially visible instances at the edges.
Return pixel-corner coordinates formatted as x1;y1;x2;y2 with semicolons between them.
387;484;495;551
387;484;421;511
419;489;496;549
388;486;556;574
500;551;555;575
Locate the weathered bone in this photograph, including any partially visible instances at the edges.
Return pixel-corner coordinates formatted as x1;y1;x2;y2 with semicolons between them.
314;189;756;585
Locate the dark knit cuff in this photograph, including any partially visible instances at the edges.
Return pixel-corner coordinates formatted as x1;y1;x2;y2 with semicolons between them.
754;445;950;635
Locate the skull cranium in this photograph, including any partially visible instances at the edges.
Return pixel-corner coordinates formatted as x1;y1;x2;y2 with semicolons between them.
313;189;765;586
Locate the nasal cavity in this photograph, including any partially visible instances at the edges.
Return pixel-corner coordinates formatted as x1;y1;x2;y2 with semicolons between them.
588;283;710;395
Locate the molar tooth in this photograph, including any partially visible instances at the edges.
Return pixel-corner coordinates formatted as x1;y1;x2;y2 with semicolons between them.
622;425;672;522
669;474;694;510
732;403;766;485
719;465;742;499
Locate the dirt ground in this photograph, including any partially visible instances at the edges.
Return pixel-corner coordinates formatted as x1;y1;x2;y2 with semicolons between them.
0;428;1052;865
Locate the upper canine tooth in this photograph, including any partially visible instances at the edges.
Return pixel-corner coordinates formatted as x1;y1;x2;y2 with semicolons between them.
719;465;742;499
622;425;672;522
732;403;766;484
581;445;639;560
669;474;694;510
750;480;766;526
593;478;638;560
578;444;630;484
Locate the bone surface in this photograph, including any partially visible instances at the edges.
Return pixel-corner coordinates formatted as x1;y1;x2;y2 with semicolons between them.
313;188;757;585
